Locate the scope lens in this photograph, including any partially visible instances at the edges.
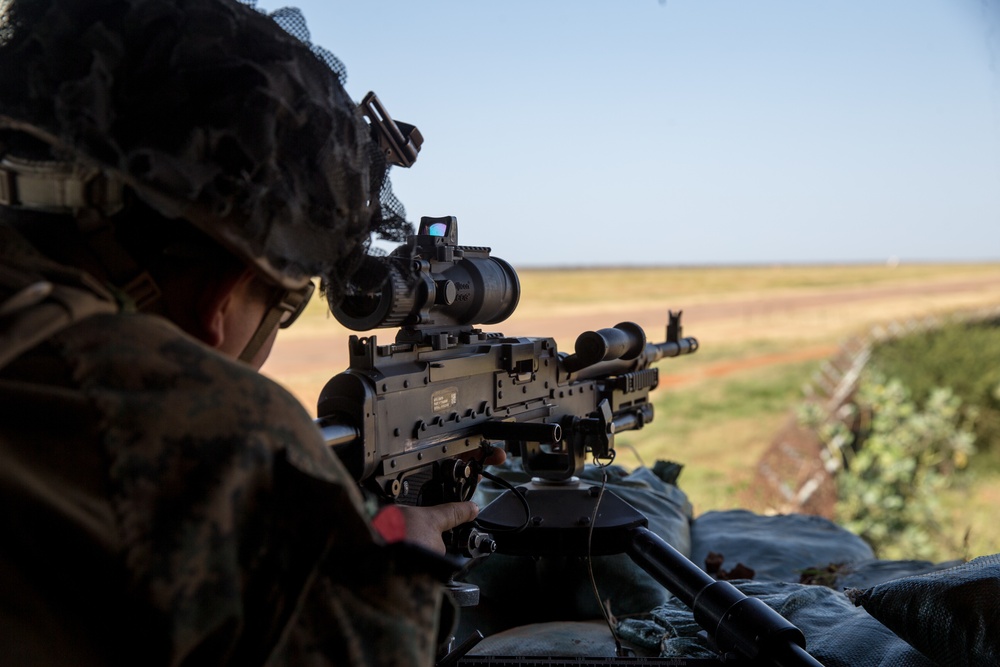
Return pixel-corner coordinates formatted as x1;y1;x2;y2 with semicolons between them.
427;222;448;237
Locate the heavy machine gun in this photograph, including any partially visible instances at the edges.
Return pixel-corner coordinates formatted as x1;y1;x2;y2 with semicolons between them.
316;215;695;513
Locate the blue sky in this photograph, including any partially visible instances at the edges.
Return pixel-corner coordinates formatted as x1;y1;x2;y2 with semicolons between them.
255;1;1000;267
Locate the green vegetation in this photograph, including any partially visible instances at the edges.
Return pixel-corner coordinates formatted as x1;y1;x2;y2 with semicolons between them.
867;318;1000;465
652;357;819;427
808;374;976;561
801;317;1000;561
619;344;822;513
627;317;1000;561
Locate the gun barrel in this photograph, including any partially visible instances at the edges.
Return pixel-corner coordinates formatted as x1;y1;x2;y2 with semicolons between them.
570;336;699;382
628;526;823;667
650;336;699;361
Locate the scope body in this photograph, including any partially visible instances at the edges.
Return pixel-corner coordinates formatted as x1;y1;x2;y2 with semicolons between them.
333;216;519;332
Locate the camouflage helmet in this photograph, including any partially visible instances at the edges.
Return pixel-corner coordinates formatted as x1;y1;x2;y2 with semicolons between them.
0;0;410;295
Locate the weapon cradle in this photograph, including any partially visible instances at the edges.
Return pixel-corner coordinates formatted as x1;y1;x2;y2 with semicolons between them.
460;479;825;667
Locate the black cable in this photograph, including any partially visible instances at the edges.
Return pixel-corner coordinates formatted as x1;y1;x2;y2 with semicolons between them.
474;467;531;534
586;455;626;657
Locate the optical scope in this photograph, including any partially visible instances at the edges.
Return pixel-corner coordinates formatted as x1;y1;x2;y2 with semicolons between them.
333;216;519;332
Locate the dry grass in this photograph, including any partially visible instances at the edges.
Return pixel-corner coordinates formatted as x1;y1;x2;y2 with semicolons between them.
269;262;1000;411
291;262;1000;327
511;262;1000;318
616;353;824;514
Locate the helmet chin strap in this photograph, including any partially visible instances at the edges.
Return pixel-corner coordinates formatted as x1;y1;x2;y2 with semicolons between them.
0;154;161;311
1;150;315;364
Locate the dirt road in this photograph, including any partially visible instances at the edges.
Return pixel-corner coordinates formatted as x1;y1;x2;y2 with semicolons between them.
263;272;1000;412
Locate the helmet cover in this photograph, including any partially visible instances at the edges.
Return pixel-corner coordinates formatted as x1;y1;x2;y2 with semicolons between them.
0;0;411;296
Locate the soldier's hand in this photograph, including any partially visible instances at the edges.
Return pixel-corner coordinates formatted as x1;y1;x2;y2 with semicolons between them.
397;502;479;554
480;446;506;467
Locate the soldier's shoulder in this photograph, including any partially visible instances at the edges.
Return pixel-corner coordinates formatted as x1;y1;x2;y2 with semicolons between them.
56;312;347;482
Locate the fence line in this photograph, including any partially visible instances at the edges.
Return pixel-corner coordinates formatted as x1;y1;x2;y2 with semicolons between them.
755;304;1000;516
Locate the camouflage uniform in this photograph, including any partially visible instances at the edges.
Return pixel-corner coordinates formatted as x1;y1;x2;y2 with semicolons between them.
0;223;452;666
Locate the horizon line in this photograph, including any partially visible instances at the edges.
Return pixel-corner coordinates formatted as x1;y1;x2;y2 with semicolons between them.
512;258;1000;271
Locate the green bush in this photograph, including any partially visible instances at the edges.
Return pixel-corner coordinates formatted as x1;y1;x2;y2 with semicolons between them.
869;318;1000;463
825;373;975;560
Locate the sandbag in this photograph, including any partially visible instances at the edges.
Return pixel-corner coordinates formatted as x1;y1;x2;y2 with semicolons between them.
468;621;621;658
618;580;937;666
847;553;1000;667
690;510;876;582
834;557;962;590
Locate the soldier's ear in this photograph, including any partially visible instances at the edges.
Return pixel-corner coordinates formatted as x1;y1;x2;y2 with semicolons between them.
195;268;256;350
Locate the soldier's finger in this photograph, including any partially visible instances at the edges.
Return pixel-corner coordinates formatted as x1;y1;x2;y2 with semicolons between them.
483;447;507;466
437;501;479;531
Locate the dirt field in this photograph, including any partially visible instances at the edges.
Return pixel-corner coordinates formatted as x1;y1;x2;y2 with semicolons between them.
263;265;1000;414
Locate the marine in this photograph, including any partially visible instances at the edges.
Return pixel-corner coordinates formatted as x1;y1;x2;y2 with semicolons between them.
0;0;478;663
